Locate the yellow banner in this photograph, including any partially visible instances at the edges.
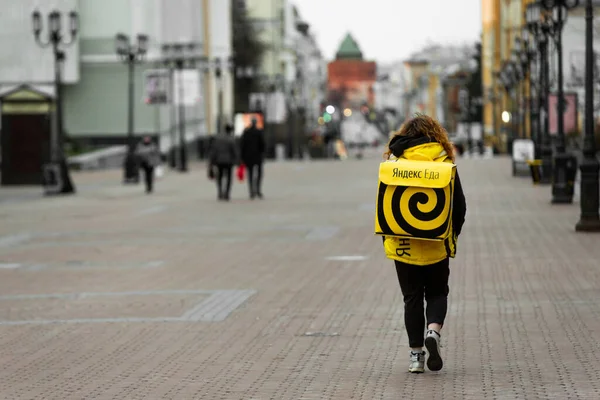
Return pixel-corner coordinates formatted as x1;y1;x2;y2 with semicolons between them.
378;160;455;189
2;102;52;114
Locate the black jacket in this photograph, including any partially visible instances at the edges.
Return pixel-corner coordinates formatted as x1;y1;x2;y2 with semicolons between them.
452;172;466;236
209;134;239;166
240;126;265;165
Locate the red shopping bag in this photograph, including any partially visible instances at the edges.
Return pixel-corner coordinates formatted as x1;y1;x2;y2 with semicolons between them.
237;164;246;181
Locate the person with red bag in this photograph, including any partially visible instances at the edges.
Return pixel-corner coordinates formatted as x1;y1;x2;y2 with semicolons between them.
236;163;246;182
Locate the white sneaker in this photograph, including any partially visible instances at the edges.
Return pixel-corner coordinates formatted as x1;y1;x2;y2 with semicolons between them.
425;330;443;371
408;351;425;373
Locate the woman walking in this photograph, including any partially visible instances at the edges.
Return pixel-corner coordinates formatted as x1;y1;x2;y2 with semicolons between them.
381;114;466;373
135;136;161;194
208;124;239;201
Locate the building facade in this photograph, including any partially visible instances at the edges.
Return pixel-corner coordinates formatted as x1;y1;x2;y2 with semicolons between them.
0;0;233;154
295;20;327;134
244;0;326;156
401;44;475;129
327;33;377;111
245;0;296;89
374;62;405;121
481;0;600;151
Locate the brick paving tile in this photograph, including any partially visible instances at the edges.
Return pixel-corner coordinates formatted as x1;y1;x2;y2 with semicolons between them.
0;156;599;399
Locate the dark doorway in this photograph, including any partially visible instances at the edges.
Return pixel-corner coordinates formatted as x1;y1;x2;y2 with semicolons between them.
1;114;51;185
1;85;53;186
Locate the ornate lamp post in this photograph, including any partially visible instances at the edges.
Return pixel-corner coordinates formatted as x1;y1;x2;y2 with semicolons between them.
162;43;207;172
499;61;520;158
512;38;528;140
518;28;540;157
213;56;234;135
115;33;148;184
576;0;600;231
32;9;78;195
234;64;257;113
497;70;511;152
527;0;554;183
214;58;223;134
506;61;521;141
542;0;580;203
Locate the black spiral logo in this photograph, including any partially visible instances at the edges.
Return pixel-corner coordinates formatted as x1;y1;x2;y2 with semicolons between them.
376;181;452;240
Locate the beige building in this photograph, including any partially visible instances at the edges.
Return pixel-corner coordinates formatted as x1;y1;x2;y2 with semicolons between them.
402;44;475;129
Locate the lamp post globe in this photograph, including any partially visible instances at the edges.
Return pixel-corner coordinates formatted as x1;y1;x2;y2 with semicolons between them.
526;1;542;29
68;11;78;36
137;34;148;53
32;11;42;37
48;10;61;34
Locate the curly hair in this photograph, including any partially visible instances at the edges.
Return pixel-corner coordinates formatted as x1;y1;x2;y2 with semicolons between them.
383;114;455;162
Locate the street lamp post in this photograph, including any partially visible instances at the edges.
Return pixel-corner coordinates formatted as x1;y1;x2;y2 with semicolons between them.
576;0;600;232
115;33;148;184
512;39;528;140
235;64;256;113
458;83;471;155
32;9;78;195
542;0;580;204
214;58;223;134
527;0;553;183
519;29;540;158
497;70;513;152
500;61;520;154
213;57;233;135
506;62;521;140
162;43;207;172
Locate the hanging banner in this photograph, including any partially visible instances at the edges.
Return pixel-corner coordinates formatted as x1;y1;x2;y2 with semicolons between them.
173;69;201;106
144;69;171;105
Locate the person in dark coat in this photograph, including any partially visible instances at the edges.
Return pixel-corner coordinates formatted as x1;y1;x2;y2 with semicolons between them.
134;136;161;194
240;118;266;199
209;124;239;201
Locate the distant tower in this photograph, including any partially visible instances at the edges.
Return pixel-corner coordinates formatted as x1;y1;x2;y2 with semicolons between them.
335;33;363;60
327;33;376;110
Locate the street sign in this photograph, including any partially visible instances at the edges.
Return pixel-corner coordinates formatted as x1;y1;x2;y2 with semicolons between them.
173;69;201;106
144;69;170;105
512;139;535;163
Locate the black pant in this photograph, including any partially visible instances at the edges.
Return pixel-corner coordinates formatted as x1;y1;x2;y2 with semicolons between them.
216;164;233;199
141;163;154;193
395;258;450;348
247;163;263;197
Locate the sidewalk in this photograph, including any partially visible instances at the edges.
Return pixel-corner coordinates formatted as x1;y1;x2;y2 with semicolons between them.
0;156;599;399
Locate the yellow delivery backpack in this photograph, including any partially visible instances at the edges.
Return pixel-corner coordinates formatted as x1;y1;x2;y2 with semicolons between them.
374;159;456;241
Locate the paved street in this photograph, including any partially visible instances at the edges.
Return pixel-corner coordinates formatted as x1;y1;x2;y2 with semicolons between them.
0;155;599;399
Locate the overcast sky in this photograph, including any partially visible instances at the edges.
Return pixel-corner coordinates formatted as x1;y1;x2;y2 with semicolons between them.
295;0;482;64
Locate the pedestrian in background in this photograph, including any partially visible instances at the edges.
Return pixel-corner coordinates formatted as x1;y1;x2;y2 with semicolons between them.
135;136;161;194
381;115;467;373
240;117;266;199
209;123;239;201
